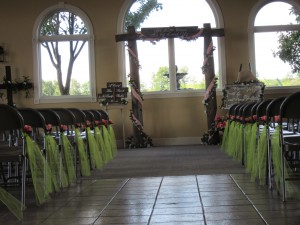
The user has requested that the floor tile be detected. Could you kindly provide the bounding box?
[205,211,261,220]
[206,219,266,225]
[153,206,203,215]
[204,205,256,213]
[39,217,97,225]
[94,215,149,224]
[150,213,204,223]
[1,173,299,225]
[101,208,152,216]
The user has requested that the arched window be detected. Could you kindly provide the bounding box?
[118,0,224,97]
[33,3,96,103]
[249,0,300,88]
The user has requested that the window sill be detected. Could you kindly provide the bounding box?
[34,95,97,104]
[127,89,224,99]
[131,86,300,100]
[264,86,300,95]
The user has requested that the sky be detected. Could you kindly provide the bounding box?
[254,1,298,80]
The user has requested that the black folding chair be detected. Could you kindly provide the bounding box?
[255,99,273,185]
[266,96,286,190]
[0,104,27,210]
[278,92,300,201]
[18,108,47,149]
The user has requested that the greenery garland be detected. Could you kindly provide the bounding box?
[0,76,33,99]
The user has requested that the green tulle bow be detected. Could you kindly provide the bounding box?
[75,128,91,176]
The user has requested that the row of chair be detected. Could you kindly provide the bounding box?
[221,91,300,201]
[0,105,117,219]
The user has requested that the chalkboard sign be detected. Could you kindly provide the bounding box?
[221,82,265,109]
[98,82,128,104]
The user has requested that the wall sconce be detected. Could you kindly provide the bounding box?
[0,46,4,62]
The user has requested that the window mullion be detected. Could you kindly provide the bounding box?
[168,38,177,91]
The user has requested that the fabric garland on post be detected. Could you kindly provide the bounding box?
[235,123,243,163]
[108,125,118,157]
[245,123,255,173]
[45,134,64,190]
[75,128,91,177]
[246,123,257,173]
[102,125,114,160]
[87,127,104,169]
[251,124,259,181]
[25,134,52,205]
[95,126,111,163]
[61,133,76,184]
[227,121,237,157]
[271,126,300,198]
[258,125,268,185]
[221,119,230,152]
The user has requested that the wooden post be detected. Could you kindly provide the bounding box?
[127,26,144,146]
[203,23,217,130]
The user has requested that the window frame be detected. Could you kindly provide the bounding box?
[248,0,300,94]
[32,2,96,104]
[117,0,226,99]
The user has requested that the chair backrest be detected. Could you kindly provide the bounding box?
[51,108,75,126]
[235,102,247,122]
[68,108,86,125]
[242,101,257,123]
[233,103,247,121]
[266,96,286,122]
[280,92,300,120]
[18,108,46,129]
[37,109,61,127]
[0,104,24,132]
[82,110,95,126]
[98,109,109,120]
[279,92,300,133]
[228,103,239,119]
[250,100,261,115]
[88,109,102,123]
[256,99,273,123]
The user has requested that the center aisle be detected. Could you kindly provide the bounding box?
[2,174,300,224]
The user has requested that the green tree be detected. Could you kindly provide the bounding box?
[40,11,87,95]
[81,82,90,95]
[150,66,169,91]
[125,0,163,30]
[146,66,207,91]
[42,80,60,96]
[70,79,82,95]
[273,7,300,73]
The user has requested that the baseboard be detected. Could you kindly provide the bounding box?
[116,137,202,148]
[152,137,202,146]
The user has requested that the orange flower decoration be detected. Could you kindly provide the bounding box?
[260,115,267,122]
[274,115,281,123]
[46,124,52,132]
[24,125,32,133]
[60,125,68,132]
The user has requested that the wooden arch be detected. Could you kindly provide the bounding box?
[115,24,225,147]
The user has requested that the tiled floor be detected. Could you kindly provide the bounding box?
[1,173,300,225]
